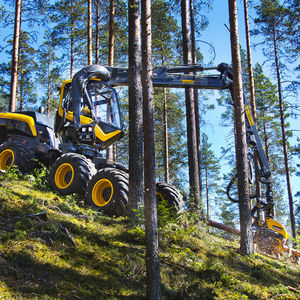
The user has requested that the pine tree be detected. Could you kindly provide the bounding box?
[9,0,22,112]
[201,133,220,221]
[37,30,61,116]
[17,31,38,111]
[180,0,201,211]
[229,0,253,255]
[127,0,143,215]
[141,0,161,297]
[253,0,297,239]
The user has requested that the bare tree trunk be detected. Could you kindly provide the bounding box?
[263,121,270,163]
[9,0,22,112]
[190,0,203,204]
[127,0,143,215]
[243,0,256,121]
[243,0,261,200]
[181,0,200,211]
[70,0,74,78]
[228,0,253,255]
[106,0,116,162]
[95,0,100,64]
[47,46,51,116]
[163,88,169,183]
[108,0,115,66]
[19,65,23,111]
[272,26,296,240]
[141,1,161,298]
[87,0,93,65]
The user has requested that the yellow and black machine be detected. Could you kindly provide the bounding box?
[0,63,290,254]
[0,111,60,172]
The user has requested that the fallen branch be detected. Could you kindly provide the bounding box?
[288,286,300,293]
[58,223,78,247]
[282,245,300,258]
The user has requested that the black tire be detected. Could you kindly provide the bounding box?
[0,140,36,173]
[86,167,129,216]
[49,153,96,195]
[156,182,184,213]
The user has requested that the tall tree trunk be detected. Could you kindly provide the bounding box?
[205,162,209,233]
[243,0,256,121]
[127,0,143,215]
[181,0,200,211]
[190,0,203,204]
[262,120,270,163]
[106,0,116,162]
[108,0,115,66]
[70,0,74,78]
[87,0,92,65]
[9,0,22,112]
[228,0,253,255]
[19,65,23,111]
[272,26,296,239]
[47,46,51,116]
[243,0,261,200]
[95,0,100,64]
[163,88,169,183]
[141,1,161,298]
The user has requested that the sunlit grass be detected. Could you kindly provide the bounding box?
[0,170,299,299]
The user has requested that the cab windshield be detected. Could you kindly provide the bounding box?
[86,80,122,129]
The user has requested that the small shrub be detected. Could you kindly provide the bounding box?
[33,165,49,189]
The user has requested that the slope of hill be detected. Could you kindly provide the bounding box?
[0,170,299,299]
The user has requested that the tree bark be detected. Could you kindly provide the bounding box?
[163,88,169,183]
[106,0,116,162]
[180,0,200,210]
[272,25,296,240]
[9,0,22,112]
[141,0,161,298]
[127,0,143,215]
[95,0,100,64]
[87,0,93,65]
[243,0,261,200]
[228,0,253,255]
[47,44,51,116]
[243,0,256,121]
[70,0,74,78]
[190,0,203,205]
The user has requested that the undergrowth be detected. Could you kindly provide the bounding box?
[0,169,299,299]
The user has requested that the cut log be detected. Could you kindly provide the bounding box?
[207,219,240,236]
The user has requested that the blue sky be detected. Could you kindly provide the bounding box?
[195,0,299,220]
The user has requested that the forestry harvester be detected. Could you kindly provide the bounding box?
[0,63,293,256]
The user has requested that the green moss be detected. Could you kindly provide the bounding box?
[0,172,299,299]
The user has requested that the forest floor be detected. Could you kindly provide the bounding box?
[0,169,299,300]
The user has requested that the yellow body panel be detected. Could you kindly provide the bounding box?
[245,105,254,127]
[58,79,72,117]
[266,217,289,240]
[182,79,195,84]
[0,113,37,136]
[65,112,121,142]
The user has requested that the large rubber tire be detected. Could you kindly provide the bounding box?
[86,167,129,216]
[49,153,96,195]
[0,140,36,173]
[156,182,184,213]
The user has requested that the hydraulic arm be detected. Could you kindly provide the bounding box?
[58,62,289,253]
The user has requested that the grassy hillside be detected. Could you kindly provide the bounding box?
[0,170,299,299]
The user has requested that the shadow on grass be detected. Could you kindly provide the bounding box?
[0,250,145,299]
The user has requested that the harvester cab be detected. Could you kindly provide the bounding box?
[54,65,124,157]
